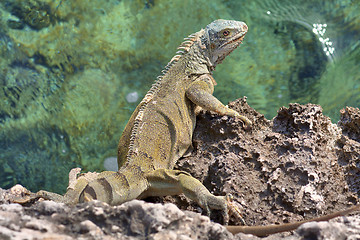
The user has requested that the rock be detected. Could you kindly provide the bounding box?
[338,106,360,142]
[0,203,23,213]
[34,200,67,215]
[295,214,360,239]
[175,100,359,226]
[0,99,359,239]
[0,199,233,239]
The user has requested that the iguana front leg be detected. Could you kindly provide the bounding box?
[186,74,252,128]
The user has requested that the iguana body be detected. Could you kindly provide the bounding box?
[34,19,252,219]
[12,19,359,237]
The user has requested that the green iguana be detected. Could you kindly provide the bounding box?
[12,19,359,237]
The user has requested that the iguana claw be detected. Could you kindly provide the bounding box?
[234,112,252,130]
[225,193,246,226]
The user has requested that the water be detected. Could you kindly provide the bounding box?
[0,0,359,193]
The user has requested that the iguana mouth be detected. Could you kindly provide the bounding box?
[215,33,247,65]
[220,33,246,50]
[226,34,246,46]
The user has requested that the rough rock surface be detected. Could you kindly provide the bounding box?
[1,98,360,239]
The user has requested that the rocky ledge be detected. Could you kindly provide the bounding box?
[1,98,360,240]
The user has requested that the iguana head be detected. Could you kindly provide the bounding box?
[201,19,248,67]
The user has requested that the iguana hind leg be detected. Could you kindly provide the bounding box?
[141,168,241,224]
[35,190,66,202]
[36,168,100,205]
[13,168,103,205]
[11,168,84,204]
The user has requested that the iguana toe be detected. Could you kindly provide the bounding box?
[225,194,246,226]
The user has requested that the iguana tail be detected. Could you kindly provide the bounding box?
[226,204,360,236]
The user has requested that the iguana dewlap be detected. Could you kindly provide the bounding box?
[12,19,359,236]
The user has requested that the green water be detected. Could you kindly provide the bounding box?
[0,0,359,193]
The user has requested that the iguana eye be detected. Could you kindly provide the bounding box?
[222,30,230,36]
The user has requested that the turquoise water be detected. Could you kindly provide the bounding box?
[0,0,359,193]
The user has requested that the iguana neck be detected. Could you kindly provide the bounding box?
[183,29,214,75]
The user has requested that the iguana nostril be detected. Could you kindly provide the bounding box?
[242,24,248,32]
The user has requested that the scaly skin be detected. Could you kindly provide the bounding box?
[11,19,359,236]
[83,19,251,220]
[23,19,251,221]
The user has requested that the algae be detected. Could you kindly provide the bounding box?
[4,0,55,30]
